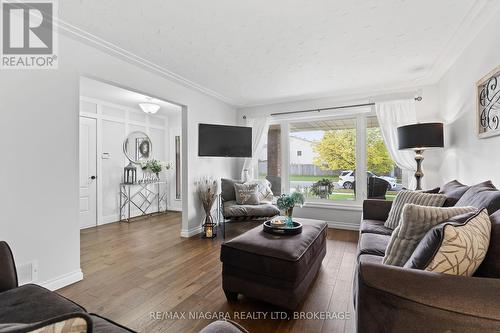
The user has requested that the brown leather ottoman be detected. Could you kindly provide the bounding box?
[220,218,327,310]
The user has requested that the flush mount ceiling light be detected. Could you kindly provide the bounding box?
[139,102,160,114]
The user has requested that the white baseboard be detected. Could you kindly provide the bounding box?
[327,221,360,231]
[180,226,202,238]
[101,214,120,225]
[40,269,83,291]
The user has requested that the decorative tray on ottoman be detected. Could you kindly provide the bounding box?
[263,218,302,235]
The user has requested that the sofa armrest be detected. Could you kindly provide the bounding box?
[362,199,392,221]
[0,241,18,293]
[356,260,500,332]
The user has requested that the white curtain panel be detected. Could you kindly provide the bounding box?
[375,99,422,190]
[241,116,270,180]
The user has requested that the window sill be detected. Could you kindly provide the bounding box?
[300,201,362,211]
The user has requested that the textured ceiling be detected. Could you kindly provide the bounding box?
[60,0,498,106]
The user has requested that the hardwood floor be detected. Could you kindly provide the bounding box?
[58,213,359,333]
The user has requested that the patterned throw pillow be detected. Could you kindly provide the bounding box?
[246,179,274,203]
[384,190,447,229]
[383,204,477,266]
[234,183,260,205]
[0,313,90,333]
[405,209,491,276]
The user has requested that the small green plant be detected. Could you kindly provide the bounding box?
[140,159,171,173]
[277,192,305,211]
[311,178,335,199]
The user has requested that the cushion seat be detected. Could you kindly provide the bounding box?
[358,233,390,257]
[0,284,85,324]
[223,200,279,218]
[221,219,327,309]
[360,219,393,236]
[221,221,327,284]
[358,254,384,265]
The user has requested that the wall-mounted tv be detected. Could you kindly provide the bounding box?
[198,124,252,157]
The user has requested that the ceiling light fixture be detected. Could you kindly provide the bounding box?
[139,103,160,114]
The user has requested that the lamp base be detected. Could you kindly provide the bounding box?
[414,149,424,190]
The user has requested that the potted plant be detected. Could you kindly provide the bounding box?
[311,178,334,199]
[277,192,305,220]
[140,159,171,181]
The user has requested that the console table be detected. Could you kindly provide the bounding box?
[119,181,167,222]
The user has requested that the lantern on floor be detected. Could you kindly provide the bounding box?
[203,220,217,239]
[123,162,137,184]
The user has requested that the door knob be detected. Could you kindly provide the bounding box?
[90,176,96,180]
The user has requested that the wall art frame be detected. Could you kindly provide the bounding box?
[477,65,500,139]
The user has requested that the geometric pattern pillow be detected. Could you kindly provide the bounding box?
[421,209,490,276]
[383,204,477,266]
[245,179,274,203]
[384,190,447,229]
[0,313,91,333]
[234,183,260,205]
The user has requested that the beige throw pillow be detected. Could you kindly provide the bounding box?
[383,204,477,266]
[384,191,447,229]
[246,179,274,203]
[425,209,491,276]
[234,183,260,205]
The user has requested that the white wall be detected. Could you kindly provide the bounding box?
[0,33,238,290]
[436,14,500,187]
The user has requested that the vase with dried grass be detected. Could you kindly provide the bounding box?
[196,177,219,238]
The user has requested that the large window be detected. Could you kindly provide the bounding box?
[259,111,399,204]
[289,118,357,201]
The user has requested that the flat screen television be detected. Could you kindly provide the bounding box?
[198,124,252,157]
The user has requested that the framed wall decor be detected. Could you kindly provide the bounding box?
[477,65,500,139]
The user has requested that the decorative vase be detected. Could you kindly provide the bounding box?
[242,169,250,182]
[155,172,160,181]
[285,207,294,226]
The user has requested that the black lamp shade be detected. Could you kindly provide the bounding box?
[397,122,444,150]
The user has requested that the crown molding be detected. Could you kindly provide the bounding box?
[55,20,240,106]
[237,82,425,110]
[53,0,500,109]
[422,0,500,85]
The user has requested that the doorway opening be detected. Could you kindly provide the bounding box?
[78,77,183,229]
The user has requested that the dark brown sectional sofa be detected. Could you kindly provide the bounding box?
[355,180,500,333]
[0,241,247,333]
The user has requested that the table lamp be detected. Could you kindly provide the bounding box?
[397,122,444,190]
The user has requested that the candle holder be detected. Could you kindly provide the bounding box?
[123,162,137,184]
[202,220,217,239]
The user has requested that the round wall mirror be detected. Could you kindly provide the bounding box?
[123,131,153,164]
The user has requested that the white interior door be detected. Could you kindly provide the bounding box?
[79,117,97,229]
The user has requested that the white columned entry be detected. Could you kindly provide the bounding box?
[355,114,368,203]
[79,117,98,229]
[280,121,290,194]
